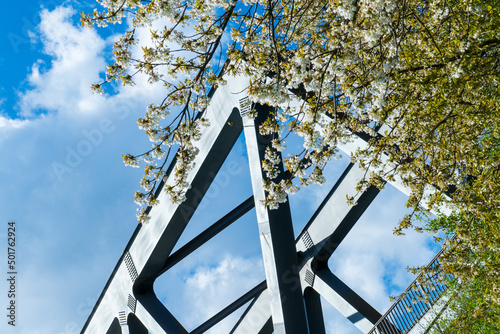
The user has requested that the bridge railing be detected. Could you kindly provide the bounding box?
[368,249,453,334]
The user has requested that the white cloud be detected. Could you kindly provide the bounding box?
[18,6,107,118]
[0,115,28,129]
[178,255,264,332]
[0,5,166,334]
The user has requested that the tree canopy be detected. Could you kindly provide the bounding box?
[83,0,500,330]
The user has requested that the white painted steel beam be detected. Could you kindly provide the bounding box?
[241,104,309,334]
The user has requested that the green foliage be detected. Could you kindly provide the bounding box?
[425,211,500,330]
[429,280,500,333]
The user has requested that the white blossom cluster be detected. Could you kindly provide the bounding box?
[85,0,499,227]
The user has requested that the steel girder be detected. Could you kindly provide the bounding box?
[81,73,442,334]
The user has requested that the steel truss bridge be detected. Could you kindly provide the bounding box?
[81,74,449,334]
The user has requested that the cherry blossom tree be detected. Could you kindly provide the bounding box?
[83,0,500,328]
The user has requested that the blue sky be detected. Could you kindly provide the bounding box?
[0,2,439,334]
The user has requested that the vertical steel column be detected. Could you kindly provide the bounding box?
[242,103,309,334]
[304,288,327,334]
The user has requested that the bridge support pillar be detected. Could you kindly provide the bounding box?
[242,103,309,334]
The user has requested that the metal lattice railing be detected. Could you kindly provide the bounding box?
[368,249,453,334]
